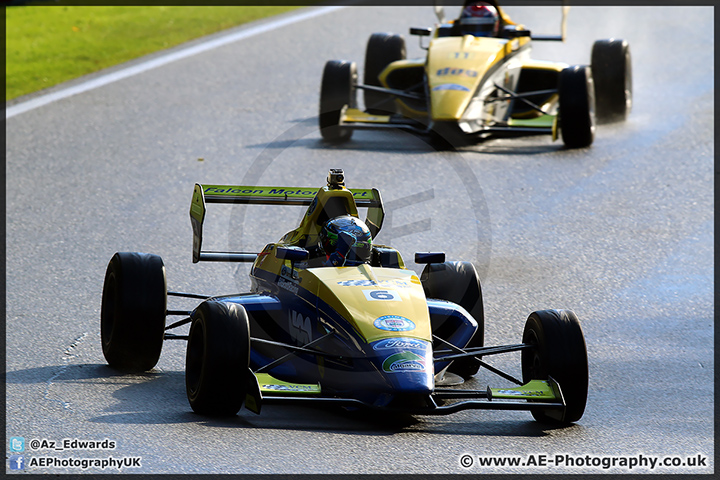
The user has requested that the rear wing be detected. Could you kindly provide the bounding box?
[190,184,384,263]
[435,0,570,42]
[531,3,570,42]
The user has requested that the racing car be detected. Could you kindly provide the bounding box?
[319,0,631,148]
[100,169,588,424]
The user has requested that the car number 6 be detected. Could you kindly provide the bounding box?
[363,289,401,301]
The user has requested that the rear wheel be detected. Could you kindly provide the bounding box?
[558,65,595,148]
[319,60,357,143]
[364,33,406,114]
[101,252,166,371]
[421,261,484,379]
[186,301,250,416]
[591,39,632,123]
[521,309,588,424]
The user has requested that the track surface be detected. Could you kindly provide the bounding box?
[5,5,713,474]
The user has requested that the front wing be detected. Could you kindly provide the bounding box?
[338,106,558,139]
[246,371,566,417]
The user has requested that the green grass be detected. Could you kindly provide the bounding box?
[5,5,300,101]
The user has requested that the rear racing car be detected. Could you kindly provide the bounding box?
[101,169,589,424]
[319,0,631,148]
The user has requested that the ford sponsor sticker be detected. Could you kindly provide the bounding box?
[374,315,415,332]
[373,338,428,351]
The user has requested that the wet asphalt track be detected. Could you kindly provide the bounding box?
[5,5,714,475]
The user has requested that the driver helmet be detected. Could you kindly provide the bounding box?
[319,215,373,266]
[459,2,500,37]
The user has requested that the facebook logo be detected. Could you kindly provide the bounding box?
[9,436,25,452]
[9,455,25,470]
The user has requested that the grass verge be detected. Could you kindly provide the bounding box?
[6,5,300,101]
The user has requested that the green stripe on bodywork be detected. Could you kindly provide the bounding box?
[254,373,321,395]
[489,380,558,401]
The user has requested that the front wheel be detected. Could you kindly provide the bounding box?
[186,301,250,416]
[319,60,358,143]
[101,252,167,371]
[558,65,595,148]
[521,309,588,424]
[421,261,484,379]
[591,39,632,123]
[364,32,406,114]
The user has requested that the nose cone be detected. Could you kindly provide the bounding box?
[370,337,435,396]
[426,35,506,121]
[430,88,472,120]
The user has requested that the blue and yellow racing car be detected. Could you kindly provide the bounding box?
[100,169,589,424]
[319,0,631,148]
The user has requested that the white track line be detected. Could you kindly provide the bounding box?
[6,6,344,119]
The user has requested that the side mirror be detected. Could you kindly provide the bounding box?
[410,27,432,37]
[276,246,309,262]
[502,26,531,39]
[414,252,446,264]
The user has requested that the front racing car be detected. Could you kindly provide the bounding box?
[100,169,589,425]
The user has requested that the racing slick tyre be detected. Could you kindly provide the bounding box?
[186,301,250,416]
[558,65,595,148]
[319,60,358,143]
[420,261,484,379]
[521,309,588,424]
[591,39,632,123]
[364,33,406,114]
[101,252,166,371]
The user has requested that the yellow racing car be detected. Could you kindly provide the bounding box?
[100,169,589,424]
[319,0,631,148]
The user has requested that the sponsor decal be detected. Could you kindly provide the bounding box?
[495,389,547,397]
[306,197,318,216]
[351,190,371,197]
[205,185,372,198]
[374,315,416,332]
[436,67,478,77]
[268,188,315,196]
[363,289,401,301]
[382,351,427,373]
[281,265,292,278]
[278,278,299,294]
[281,264,301,281]
[373,338,428,351]
[262,384,315,392]
[336,279,411,287]
[433,84,470,92]
[204,186,270,195]
[289,310,311,344]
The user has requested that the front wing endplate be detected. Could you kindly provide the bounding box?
[488,379,559,401]
[254,373,321,396]
[342,108,392,124]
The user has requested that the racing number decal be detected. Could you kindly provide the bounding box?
[363,289,401,302]
[449,52,474,60]
[289,310,311,344]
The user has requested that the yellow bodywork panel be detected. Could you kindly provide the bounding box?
[425,35,529,121]
[300,264,431,344]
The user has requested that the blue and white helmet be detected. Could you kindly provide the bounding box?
[319,215,373,266]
